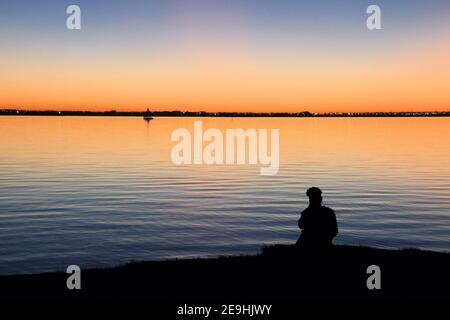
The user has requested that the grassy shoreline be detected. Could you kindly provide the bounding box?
[1,244,449,302]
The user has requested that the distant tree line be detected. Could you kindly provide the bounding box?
[1,109,449,117]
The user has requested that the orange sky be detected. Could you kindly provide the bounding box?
[3,39,450,113]
[1,2,450,113]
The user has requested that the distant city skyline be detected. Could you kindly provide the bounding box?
[1,0,450,112]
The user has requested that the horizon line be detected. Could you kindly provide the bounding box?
[2,109,450,117]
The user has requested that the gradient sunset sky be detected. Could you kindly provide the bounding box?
[1,0,450,113]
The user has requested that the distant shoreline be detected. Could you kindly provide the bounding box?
[1,109,450,118]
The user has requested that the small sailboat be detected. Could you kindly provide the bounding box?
[143,108,153,121]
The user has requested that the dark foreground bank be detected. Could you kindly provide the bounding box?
[1,245,449,312]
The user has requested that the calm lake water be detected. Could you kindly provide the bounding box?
[1,116,450,275]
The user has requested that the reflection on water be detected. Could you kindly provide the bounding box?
[1,116,450,275]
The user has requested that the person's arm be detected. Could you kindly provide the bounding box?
[298,214,304,231]
[331,210,338,237]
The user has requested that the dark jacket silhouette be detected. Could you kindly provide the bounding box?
[296,187,338,249]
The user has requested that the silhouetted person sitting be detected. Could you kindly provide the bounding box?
[296,187,338,251]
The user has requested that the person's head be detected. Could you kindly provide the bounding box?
[306,187,322,207]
